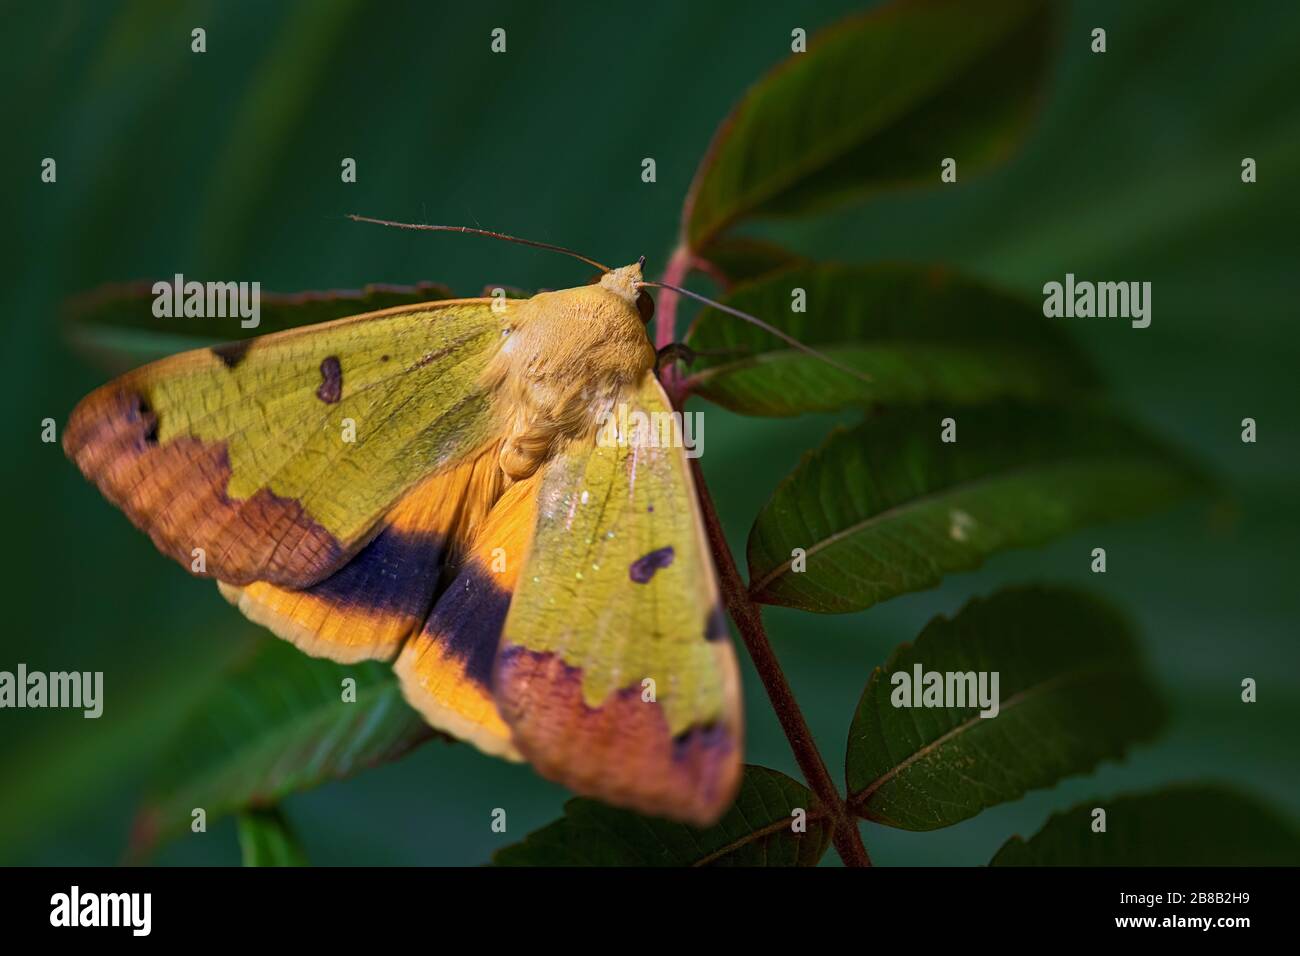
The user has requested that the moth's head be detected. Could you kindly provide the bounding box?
[601,256,654,323]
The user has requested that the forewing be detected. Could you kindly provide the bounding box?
[65,299,506,587]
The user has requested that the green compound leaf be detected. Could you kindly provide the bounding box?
[131,638,436,856]
[493,766,831,867]
[691,237,809,287]
[992,786,1300,865]
[686,263,1095,416]
[64,280,454,371]
[846,587,1164,830]
[748,403,1205,613]
[683,0,1052,247]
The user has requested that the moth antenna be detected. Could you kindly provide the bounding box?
[641,281,873,385]
[347,215,611,273]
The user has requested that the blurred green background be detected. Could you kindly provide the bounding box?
[2,0,1297,865]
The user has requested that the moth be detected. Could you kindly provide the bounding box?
[64,222,745,825]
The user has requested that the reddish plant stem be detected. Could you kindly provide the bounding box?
[690,459,872,867]
[653,245,694,403]
[662,247,869,865]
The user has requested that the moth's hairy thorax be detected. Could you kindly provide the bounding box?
[483,267,654,482]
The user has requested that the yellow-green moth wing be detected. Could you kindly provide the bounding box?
[65,299,507,587]
[493,372,743,825]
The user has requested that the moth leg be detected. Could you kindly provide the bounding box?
[655,343,752,371]
[654,342,697,371]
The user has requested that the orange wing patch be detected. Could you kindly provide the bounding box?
[393,473,541,760]
[221,447,505,664]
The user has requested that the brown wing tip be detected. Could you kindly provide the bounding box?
[495,646,742,826]
[63,384,344,588]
